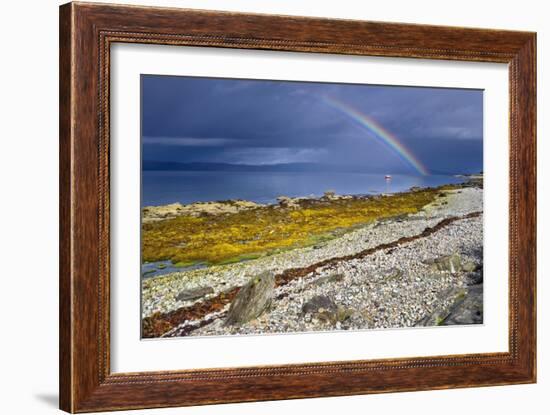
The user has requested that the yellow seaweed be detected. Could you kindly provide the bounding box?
[142,189,440,266]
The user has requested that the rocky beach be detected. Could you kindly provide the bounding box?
[141,180,483,339]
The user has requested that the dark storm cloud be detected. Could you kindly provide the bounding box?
[141,75,483,174]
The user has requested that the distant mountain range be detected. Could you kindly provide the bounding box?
[142,160,329,172]
[142,160,476,175]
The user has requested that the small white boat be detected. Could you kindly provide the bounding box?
[384,175,392,180]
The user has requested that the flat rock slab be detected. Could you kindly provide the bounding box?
[175,286,214,302]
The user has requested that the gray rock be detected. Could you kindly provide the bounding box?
[426,253,480,274]
[416,285,483,327]
[302,295,337,314]
[414,287,462,326]
[313,273,345,286]
[466,270,483,285]
[225,272,275,325]
[175,286,214,302]
[381,268,403,281]
[323,190,336,199]
[427,253,462,273]
[276,196,299,208]
[333,307,354,323]
[443,284,483,325]
[462,260,478,273]
[302,295,352,325]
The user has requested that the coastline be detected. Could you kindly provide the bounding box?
[141,183,468,269]
[142,180,483,338]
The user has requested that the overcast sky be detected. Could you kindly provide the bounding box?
[142,75,483,175]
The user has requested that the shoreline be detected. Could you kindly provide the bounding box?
[141,176,476,224]
[141,181,478,274]
[142,181,483,338]
[141,171,475,211]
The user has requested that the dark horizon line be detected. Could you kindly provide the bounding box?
[142,160,480,176]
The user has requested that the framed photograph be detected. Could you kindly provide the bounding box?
[59,2,536,412]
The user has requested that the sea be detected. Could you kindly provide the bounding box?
[141,170,465,207]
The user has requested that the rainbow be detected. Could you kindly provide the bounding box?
[321,96,429,176]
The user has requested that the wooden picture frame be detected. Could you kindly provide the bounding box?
[59,2,536,412]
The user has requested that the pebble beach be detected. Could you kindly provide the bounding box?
[141,184,483,338]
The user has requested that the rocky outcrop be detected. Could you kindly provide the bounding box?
[425,253,478,274]
[323,190,336,200]
[462,260,478,273]
[465,269,483,285]
[442,284,483,325]
[142,199,263,223]
[276,196,300,209]
[427,253,462,273]
[464,174,483,188]
[415,284,483,326]
[276,191,351,208]
[225,272,275,325]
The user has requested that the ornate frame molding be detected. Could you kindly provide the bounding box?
[60,2,536,412]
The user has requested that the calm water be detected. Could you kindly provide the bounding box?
[142,259,207,278]
[142,171,464,207]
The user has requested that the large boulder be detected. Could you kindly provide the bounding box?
[225,272,275,325]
